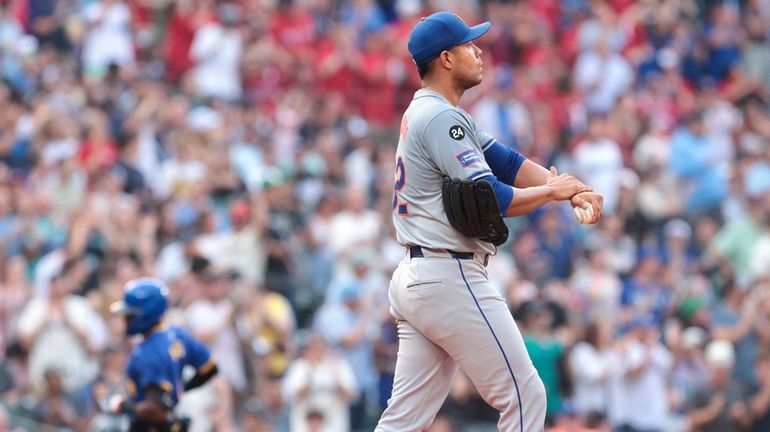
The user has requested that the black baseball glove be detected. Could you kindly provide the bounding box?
[442,176,509,246]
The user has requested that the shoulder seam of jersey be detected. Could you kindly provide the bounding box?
[414,93,447,101]
[422,107,470,138]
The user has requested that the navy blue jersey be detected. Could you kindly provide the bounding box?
[126,325,213,405]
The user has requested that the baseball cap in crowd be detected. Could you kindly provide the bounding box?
[408,12,491,67]
[705,339,735,369]
[664,218,692,240]
[187,105,222,132]
[339,282,361,302]
[678,296,704,321]
[681,326,707,350]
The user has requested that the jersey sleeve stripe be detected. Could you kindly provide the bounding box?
[481,138,495,151]
[468,169,492,180]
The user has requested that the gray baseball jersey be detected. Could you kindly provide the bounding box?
[392,89,497,254]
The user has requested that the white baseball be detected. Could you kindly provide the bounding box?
[573,203,593,224]
[573,206,586,223]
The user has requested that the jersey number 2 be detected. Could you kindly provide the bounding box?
[393,157,408,215]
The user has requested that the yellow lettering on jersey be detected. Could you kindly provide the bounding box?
[158,381,173,392]
[168,341,185,360]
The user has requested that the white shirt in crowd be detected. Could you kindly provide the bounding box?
[81,0,135,75]
[33,249,65,297]
[568,342,616,416]
[611,339,673,430]
[328,210,381,256]
[573,137,624,214]
[184,298,247,392]
[195,227,267,285]
[155,158,207,200]
[17,295,108,393]
[574,50,633,114]
[190,22,243,101]
[282,355,358,432]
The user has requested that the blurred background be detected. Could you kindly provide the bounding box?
[0,0,768,431]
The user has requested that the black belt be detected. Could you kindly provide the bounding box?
[409,246,488,265]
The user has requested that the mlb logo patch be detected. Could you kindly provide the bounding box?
[456,150,481,167]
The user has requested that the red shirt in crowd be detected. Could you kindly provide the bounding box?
[358,36,397,127]
[78,138,119,173]
[243,43,290,113]
[162,6,204,83]
[528,0,561,33]
[126,0,152,30]
[269,6,316,59]
[313,35,360,100]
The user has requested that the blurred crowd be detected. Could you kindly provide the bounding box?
[0,0,769,431]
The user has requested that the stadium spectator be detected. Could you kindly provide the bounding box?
[17,260,108,395]
[236,278,297,382]
[747,349,770,431]
[314,273,378,430]
[567,317,615,420]
[161,0,200,84]
[27,0,72,53]
[620,247,671,326]
[80,0,135,79]
[573,36,633,114]
[470,65,532,151]
[0,255,31,348]
[670,326,709,414]
[531,205,580,281]
[87,345,129,431]
[669,110,729,216]
[686,339,751,432]
[712,161,770,286]
[30,369,87,430]
[184,269,246,396]
[571,237,622,320]
[612,315,673,432]
[710,280,760,384]
[328,185,382,258]
[572,114,625,214]
[189,2,244,102]
[282,333,357,432]
[522,300,567,422]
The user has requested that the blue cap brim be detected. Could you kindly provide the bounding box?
[459,22,491,45]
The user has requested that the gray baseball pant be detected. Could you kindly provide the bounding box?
[375,252,547,432]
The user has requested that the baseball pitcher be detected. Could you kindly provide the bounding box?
[376,12,604,432]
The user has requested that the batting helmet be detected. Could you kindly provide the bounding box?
[110,277,168,335]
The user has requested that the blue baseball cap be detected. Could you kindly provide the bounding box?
[408,12,491,67]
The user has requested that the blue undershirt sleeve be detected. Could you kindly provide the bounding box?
[480,175,513,216]
[482,140,526,185]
